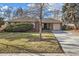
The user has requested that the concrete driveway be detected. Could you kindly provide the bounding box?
[53,31,79,56]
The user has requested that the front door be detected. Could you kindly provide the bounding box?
[43,23,50,30]
[44,23,47,30]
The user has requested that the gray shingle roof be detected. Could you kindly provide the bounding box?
[6,15,62,23]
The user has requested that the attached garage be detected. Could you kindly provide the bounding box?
[53,23,61,30]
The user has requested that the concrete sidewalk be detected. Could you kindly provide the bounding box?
[53,31,79,56]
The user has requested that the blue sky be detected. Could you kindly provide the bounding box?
[0,3,64,19]
[0,3,64,10]
[0,3,27,8]
[0,3,28,9]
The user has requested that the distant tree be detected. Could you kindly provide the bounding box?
[53,9,60,20]
[3,7,13,19]
[16,7,24,16]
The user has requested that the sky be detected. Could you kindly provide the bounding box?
[0,3,64,20]
[0,3,64,10]
[0,3,27,8]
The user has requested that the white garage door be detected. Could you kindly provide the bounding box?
[53,24,61,30]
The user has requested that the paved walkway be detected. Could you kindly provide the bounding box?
[53,31,79,56]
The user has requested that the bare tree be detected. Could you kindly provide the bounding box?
[16,7,24,16]
[53,9,60,20]
[27,3,59,40]
[1,7,13,19]
[27,3,45,40]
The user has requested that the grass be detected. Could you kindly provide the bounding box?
[0,32,63,53]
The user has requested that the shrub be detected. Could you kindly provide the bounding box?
[62,25,66,30]
[62,24,75,30]
[4,23,33,32]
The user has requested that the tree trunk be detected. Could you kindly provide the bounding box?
[39,3,44,40]
[39,18,42,40]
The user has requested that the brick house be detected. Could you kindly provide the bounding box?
[6,16,62,31]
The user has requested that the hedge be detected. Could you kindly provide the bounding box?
[4,23,33,32]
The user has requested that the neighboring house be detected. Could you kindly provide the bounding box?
[6,16,62,31]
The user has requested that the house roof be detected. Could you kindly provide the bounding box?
[6,15,62,23]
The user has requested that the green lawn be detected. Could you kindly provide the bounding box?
[0,32,63,53]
